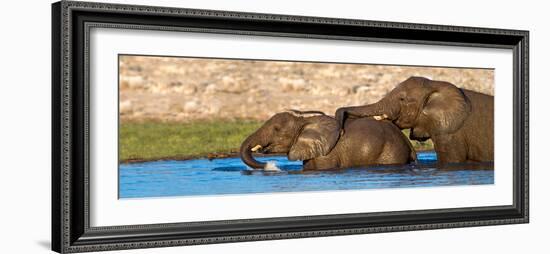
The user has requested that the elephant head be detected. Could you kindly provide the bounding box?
[240,110,340,169]
[336,76,471,141]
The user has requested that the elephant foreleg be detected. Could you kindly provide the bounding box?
[431,134,468,164]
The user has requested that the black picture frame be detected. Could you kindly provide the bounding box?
[51,1,529,253]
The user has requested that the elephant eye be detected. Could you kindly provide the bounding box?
[273,126,281,132]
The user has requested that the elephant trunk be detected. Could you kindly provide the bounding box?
[240,135,267,169]
[348,97,397,121]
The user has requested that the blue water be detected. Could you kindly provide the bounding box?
[119,151,493,199]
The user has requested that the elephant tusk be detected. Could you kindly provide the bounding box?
[373,114,388,120]
[251,145,263,152]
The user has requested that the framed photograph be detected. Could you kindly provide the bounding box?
[52,1,529,253]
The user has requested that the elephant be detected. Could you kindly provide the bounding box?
[240,110,416,171]
[335,76,493,164]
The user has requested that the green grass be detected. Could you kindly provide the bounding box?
[402,129,434,151]
[119,121,434,162]
[119,120,262,162]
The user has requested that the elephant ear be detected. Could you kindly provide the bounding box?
[421,81,471,134]
[288,115,340,161]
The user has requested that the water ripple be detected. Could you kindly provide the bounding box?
[119,151,493,198]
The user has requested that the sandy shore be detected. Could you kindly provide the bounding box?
[119,55,494,123]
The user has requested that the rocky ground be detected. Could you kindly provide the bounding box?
[119,55,494,122]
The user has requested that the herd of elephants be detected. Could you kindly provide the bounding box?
[240,76,494,171]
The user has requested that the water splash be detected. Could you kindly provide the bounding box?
[264,161,282,172]
[242,161,282,172]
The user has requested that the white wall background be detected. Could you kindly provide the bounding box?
[0,0,546,253]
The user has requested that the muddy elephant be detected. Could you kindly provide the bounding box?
[240,110,416,171]
[335,76,493,164]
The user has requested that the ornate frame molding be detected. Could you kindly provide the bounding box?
[52,1,529,253]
